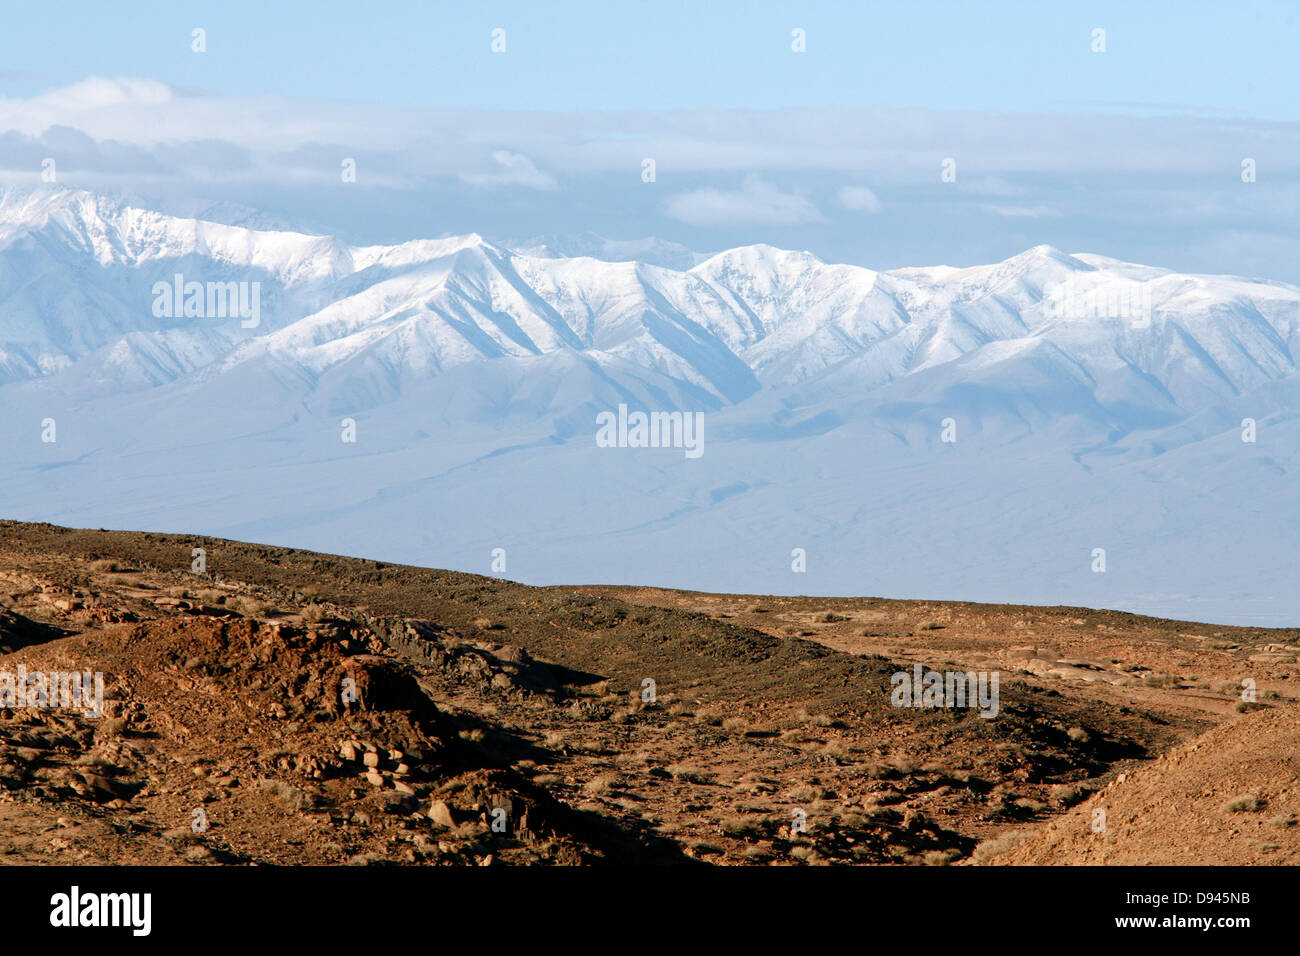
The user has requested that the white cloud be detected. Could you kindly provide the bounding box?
[28,76,173,113]
[664,176,823,226]
[979,203,1060,219]
[0,76,409,151]
[5,77,1300,188]
[838,185,881,213]
[459,150,558,191]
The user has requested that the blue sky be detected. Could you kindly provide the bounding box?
[3,1,1298,117]
[0,1,1298,281]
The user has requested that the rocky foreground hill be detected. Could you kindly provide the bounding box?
[0,519,1295,865]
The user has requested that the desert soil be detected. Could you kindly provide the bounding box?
[0,520,1295,865]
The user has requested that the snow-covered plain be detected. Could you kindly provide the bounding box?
[2,186,1297,625]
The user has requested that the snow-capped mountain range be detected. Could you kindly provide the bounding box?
[2,186,1298,625]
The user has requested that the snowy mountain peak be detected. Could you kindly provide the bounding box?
[1,188,1298,429]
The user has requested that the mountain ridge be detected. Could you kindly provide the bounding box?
[4,184,1298,418]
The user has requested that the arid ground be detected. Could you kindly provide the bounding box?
[0,520,1296,865]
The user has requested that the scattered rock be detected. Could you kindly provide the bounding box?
[428,800,456,828]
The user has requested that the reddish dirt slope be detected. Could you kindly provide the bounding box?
[995,707,1300,865]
